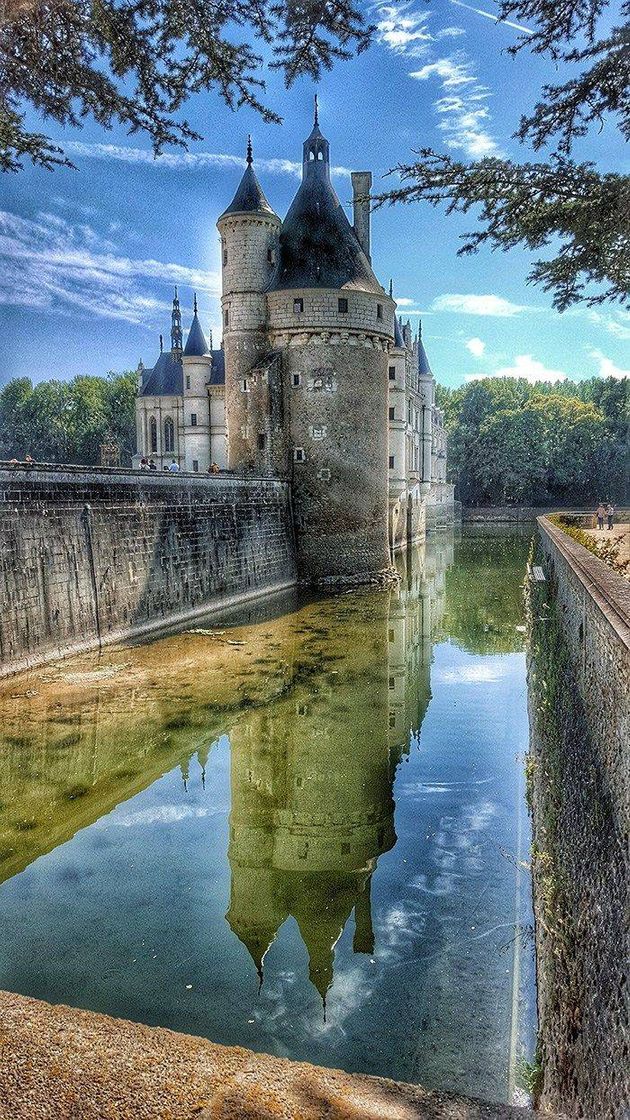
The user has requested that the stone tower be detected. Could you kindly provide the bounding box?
[181,294,212,472]
[217,137,282,474]
[266,102,395,581]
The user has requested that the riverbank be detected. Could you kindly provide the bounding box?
[0,990,557,1120]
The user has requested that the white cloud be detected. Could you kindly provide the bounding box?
[449,0,533,34]
[466,354,568,383]
[435,660,508,683]
[584,309,630,341]
[432,293,526,316]
[588,348,630,380]
[395,296,416,307]
[376,5,433,53]
[64,140,351,179]
[0,208,219,329]
[410,54,502,158]
[465,336,486,357]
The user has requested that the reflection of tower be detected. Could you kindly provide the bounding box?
[226,534,455,1000]
[226,603,395,1000]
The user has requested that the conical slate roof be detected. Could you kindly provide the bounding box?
[219,142,277,219]
[183,310,209,357]
[141,350,183,396]
[269,174,383,294]
[417,323,432,376]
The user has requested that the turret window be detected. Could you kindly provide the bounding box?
[190,413,197,427]
[267,248,275,264]
[389,454,395,469]
[389,366,396,380]
[389,407,395,421]
[224,309,229,326]
[377,303,383,319]
[292,373,302,387]
[185,374,190,390]
[192,460,199,473]
[257,433,266,450]
[293,447,305,462]
[223,248,228,265]
[338,297,348,314]
[293,298,304,313]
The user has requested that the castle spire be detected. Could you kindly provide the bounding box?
[171,287,183,356]
[389,278,393,298]
[246,134,253,166]
[193,291,198,314]
[314,93,319,127]
[159,333,163,353]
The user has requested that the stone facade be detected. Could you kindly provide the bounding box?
[0,465,297,677]
[527,517,629,1118]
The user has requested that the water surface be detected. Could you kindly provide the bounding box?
[0,528,535,1104]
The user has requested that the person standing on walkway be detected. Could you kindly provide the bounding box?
[607,503,615,530]
[596,502,605,530]
[168,458,180,473]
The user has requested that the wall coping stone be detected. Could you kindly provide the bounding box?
[538,514,630,650]
[0,462,288,485]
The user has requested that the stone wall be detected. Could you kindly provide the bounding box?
[0,465,297,677]
[526,516,629,1118]
[464,506,629,524]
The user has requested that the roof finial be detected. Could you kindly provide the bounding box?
[389,278,393,298]
[174,285,178,300]
[246,135,253,165]
[314,93,319,127]
[159,333,163,353]
[193,292,198,314]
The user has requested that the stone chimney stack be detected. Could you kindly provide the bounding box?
[351,171,372,263]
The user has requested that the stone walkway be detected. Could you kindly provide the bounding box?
[583,523,629,570]
[0,991,561,1120]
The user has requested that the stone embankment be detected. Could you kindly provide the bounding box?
[527,516,629,1118]
[0,464,297,678]
[0,990,562,1120]
[463,506,630,524]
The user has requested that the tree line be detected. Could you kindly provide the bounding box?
[436,376,628,506]
[0,373,137,466]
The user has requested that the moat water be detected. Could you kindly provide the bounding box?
[0,527,536,1105]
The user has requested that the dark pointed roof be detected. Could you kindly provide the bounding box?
[140,350,183,397]
[183,309,209,357]
[417,323,433,376]
[219,139,277,219]
[139,349,224,396]
[268,111,384,295]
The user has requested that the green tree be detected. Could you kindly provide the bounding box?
[0,0,371,172]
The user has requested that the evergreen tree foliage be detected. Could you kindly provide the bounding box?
[0,0,371,172]
[436,375,629,504]
[375,0,629,310]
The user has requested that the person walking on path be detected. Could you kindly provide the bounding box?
[596,503,605,530]
[607,503,615,530]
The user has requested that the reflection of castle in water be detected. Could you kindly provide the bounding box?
[226,534,454,999]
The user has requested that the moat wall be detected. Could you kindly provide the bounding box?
[0,466,297,678]
[527,516,629,1118]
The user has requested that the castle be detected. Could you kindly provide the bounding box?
[134,103,454,581]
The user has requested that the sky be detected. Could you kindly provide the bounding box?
[0,0,628,390]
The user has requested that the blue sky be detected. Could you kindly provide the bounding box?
[1,0,628,389]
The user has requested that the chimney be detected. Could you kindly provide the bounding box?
[351,171,372,263]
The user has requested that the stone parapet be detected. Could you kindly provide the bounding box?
[0,467,297,678]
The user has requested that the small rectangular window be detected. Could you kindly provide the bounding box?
[293,447,305,462]
[224,309,229,326]
[389,407,395,420]
[389,712,396,729]
[192,460,199,473]
[293,298,304,313]
[241,379,248,392]
[257,433,266,450]
[377,303,383,319]
[389,676,395,690]
[267,248,274,264]
[190,413,197,427]
[388,628,395,642]
[338,297,348,314]
[388,366,396,380]
[389,454,395,469]
[292,373,301,387]
[185,374,191,390]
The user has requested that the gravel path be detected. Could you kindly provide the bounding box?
[0,990,559,1120]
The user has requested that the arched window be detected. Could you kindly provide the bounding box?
[164,416,174,452]
[149,416,157,453]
